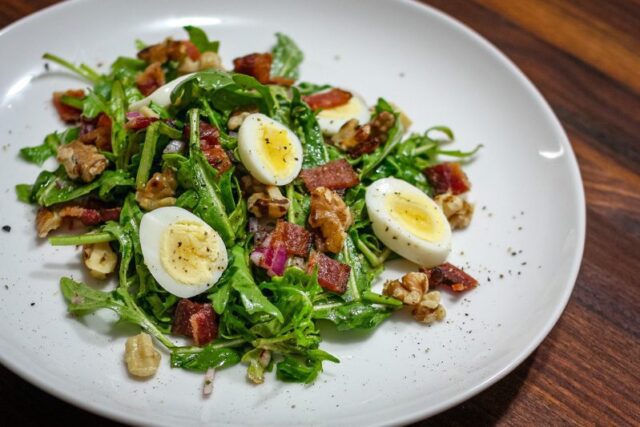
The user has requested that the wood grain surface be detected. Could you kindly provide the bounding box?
[1,0,639,425]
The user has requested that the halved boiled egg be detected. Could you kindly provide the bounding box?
[139,207,228,298]
[237,113,303,186]
[316,93,370,136]
[366,178,451,267]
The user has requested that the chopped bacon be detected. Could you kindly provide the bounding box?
[172,299,218,346]
[270,221,312,257]
[303,89,352,111]
[52,89,84,123]
[79,113,112,151]
[184,122,232,173]
[307,252,351,294]
[420,262,478,292]
[299,159,360,192]
[183,41,201,61]
[423,162,471,196]
[58,205,121,226]
[125,116,159,131]
[232,53,295,86]
[136,62,166,96]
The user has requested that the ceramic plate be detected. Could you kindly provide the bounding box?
[0,0,585,425]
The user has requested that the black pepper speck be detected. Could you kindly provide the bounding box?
[2,225,10,232]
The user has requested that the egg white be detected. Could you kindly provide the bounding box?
[316,93,370,136]
[237,113,303,185]
[129,73,196,112]
[366,178,451,267]
[139,207,228,298]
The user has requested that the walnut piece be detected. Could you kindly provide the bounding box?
[383,272,429,305]
[83,242,118,279]
[124,333,161,378]
[308,186,352,253]
[331,119,361,150]
[36,208,62,238]
[135,169,177,211]
[248,185,290,219]
[331,111,396,156]
[435,193,474,230]
[412,291,446,324]
[56,140,108,182]
[178,51,224,74]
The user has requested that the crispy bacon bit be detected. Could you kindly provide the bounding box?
[232,53,294,86]
[420,262,478,292]
[58,205,121,226]
[172,299,218,346]
[423,162,471,196]
[80,113,112,151]
[56,140,108,182]
[136,62,166,96]
[184,122,232,173]
[270,220,312,257]
[125,116,159,131]
[52,89,84,123]
[299,159,359,192]
[307,252,351,294]
[138,39,200,64]
[302,89,352,111]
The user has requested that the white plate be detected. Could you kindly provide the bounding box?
[0,0,585,425]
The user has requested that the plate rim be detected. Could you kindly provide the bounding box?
[0,0,587,424]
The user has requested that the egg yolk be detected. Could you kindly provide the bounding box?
[317,97,362,119]
[160,220,220,285]
[259,124,297,177]
[385,192,446,242]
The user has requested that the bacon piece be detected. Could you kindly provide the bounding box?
[136,62,166,96]
[307,252,351,294]
[172,299,218,346]
[52,89,84,123]
[233,53,273,84]
[232,53,295,86]
[125,116,159,131]
[58,205,121,226]
[184,122,232,173]
[423,162,471,196]
[299,159,360,192]
[270,221,312,257]
[303,89,352,111]
[80,113,112,151]
[183,41,201,61]
[420,262,478,292]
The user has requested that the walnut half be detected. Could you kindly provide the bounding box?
[412,291,446,324]
[56,140,108,182]
[247,185,290,219]
[124,333,161,378]
[83,242,118,279]
[435,193,474,230]
[135,169,177,211]
[383,272,429,305]
[308,186,352,253]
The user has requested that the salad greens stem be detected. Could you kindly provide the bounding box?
[135,122,160,189]
[355,237,383,267]
[42,53,99,83]
[362,291,403,307]
[110,81,128,169]
[157,121,183,140]
[48,232,115,246]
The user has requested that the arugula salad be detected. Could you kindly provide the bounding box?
[17,27,480,388]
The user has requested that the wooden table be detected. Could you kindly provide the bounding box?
[1,1,638,425]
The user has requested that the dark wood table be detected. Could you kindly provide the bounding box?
[1,1,638,425]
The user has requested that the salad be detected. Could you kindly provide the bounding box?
[16,27,480,388]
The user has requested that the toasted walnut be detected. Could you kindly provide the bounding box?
[124,333,161,378]
[435,193,474,230]
[383,272,429,305]
[227,111,252,132]
[83,242,118,279]
[412,291,446,323]
[36,208,62,238]
[331,111,396,156]
[308,186,352,253]
[331,119,361,150]
[248,185,290,219]
[178,51,223,74]
[135,169,178,211]
[56,140,108,182]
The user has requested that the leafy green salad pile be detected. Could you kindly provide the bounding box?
[16,27,478,384]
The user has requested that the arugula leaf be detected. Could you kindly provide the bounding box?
[313,301,394,331]
[296,82,330,96]
[20,127,79,166]
[15,184,32,203]
[171,344,241,372]
[109,81,128,169]
[276,350,338,384]
[271,33,303,80]
[359,98,404,179]
[184,25,220,53]
[289,88,328,167]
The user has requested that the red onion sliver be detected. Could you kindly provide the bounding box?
[126,111,143,120]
